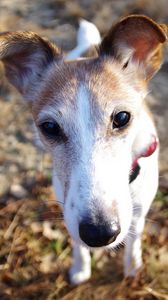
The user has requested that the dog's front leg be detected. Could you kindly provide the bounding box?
[124,216,145,277]
[69,242,91,285]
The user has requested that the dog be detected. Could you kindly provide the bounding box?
[0,15,167,285]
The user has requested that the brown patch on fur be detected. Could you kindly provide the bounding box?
[0,15,167,103]
[0,15,167,106]
[32,57,131,122]
[0,31,61,95]
[99,15,168,80]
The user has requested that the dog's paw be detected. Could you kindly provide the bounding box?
[125,267,138,278]
[69,265,91,285]
[124,261,142,278]
[124,252,142,278]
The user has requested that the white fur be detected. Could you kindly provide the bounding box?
[69,243,91,285]
[35,77,158,285]
[62,64,157,283]
[124,111,158,276]
[3,20,158,285]
[66,19,101,60]
[64,85,133,245]
[45,83,158,284]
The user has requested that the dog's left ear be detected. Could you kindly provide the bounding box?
[99,15,167,80]
[0,31,62,100]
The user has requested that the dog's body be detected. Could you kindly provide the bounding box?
[0,15,167,285]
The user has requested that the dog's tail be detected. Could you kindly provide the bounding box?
[66,19,101,60]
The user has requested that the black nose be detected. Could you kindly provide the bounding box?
[79,220,121,247]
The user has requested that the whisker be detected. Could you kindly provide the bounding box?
[120,240,126,247]
[132,207,142,212]
[127,228,137,235]
[127,232,137,238]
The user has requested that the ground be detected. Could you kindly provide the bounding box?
[0,1,168,299]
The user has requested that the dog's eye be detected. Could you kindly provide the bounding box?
[113,111,130,129]
[39,121,66,141]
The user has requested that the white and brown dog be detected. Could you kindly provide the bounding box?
[0,15,167,285]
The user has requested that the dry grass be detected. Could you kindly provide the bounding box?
[0,174,168,300]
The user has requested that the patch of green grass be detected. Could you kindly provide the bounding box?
[91,253,97,270]
[155,190,168,205]
[50,239,64,255]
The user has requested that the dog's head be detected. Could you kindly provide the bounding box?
[0,15,167,248]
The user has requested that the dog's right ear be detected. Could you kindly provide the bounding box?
[0,31,62,100]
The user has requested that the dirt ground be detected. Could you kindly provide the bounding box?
[0,1,168,299]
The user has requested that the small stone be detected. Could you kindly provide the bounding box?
[39,253,55,273]
[10,184,28,199]
[43,221,64,240]
[31,222,42,233]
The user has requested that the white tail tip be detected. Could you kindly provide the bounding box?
[66,19,101,60]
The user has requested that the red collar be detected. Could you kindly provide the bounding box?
[130,135,158,184]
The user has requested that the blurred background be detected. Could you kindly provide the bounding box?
[0,1,168,299]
